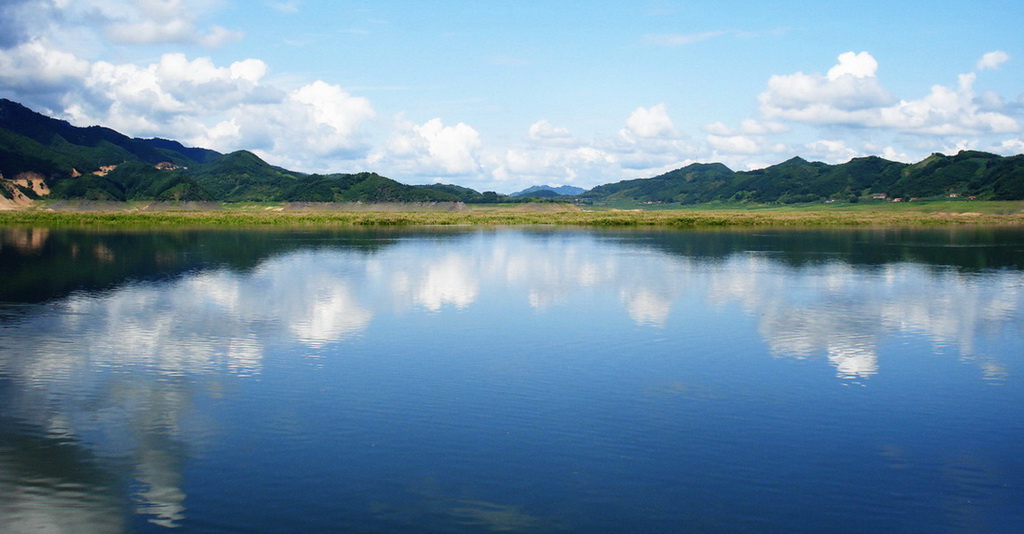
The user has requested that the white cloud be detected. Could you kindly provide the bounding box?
[527,119,576,146]
[760,52,894,116]
[876,73,1019,134]
[416,119,483,174]
[804,139,858,163]
[977,50,1010,71]
[493,144,615,186]
[372,116,483,176]
[195,81,375,168]
[289,81,376,153]
[73,53,287,139]
[489,105,704,190]
[826,51,879,80]
[622,103,677,139]
[0,39,90,90]
[760,51,1020,136]
[703,121,735,136]
[0,46,377,168]
[991,138,1024,154]
[103,0,242,47]
[738,119,788,135]
[707,134,761,154]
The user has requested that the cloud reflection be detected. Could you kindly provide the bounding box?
[2,231,1020,383]
[0,229,1021,530]
[415,254,479,311]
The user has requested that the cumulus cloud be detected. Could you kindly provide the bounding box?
[759,51,894,116]
[488,105,700,189]
[826,51,879,80]
[0,38,90,91]
[371,116,482,176]
[977,50,1010,71]
[0,43,376,169]
[622,103,677,139]
[492,144,615,185]
[66,53,291,138]
[759,51,1020,136]
[194,81,375,167]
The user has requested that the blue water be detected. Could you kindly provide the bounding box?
[1,227,1022,532]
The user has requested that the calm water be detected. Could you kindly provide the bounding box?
[1,226,1022,533]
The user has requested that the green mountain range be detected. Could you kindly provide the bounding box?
[2,98,1022,205]
[583,153,1024,204]
[0,98,501,204]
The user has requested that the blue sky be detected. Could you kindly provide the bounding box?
[1,0,1021,193]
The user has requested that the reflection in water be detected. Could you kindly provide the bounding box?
[415,254,480,311]
[1,228,1019,382]
[0,227,1022,531]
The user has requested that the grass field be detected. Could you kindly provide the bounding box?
[1,200,1023,228]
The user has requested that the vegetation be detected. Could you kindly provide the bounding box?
[582,152,1024,205]
[0,98,519,204]
[3,97,1023,208]
[3,201,1022,229]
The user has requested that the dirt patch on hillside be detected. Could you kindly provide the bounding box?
[12,172,50,196]
[0,184,34,210]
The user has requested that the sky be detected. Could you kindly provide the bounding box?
[1,0,1022,193]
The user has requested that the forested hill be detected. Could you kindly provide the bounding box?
[2,97,1022,205]
[0,98,499,203]
[582,152,1024,204]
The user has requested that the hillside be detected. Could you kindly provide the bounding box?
[0,99,492,204]
[582,153,1024,204]
[2,98,1022,205]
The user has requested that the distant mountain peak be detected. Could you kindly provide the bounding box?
[511,184,587,197]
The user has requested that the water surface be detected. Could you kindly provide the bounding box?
[1,226,1022,532]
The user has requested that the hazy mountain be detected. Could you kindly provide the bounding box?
[511,185,587,197]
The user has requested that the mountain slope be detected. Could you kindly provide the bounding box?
[0,99,480,203]
[582,153,1024,204]
[2,98,1021,205]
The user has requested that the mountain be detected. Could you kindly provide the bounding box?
[0,98,494,203]
[582,153,1024,204]
[511,185,587,197]
[3,98,1022,205]
[585,162,736,203]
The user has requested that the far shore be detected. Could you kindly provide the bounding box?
[1,200,1023,228]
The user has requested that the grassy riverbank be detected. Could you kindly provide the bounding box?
[1,201,1023,228]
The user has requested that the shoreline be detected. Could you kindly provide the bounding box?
[2,201,1023,228]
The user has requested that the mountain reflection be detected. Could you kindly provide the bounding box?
[1,228,1020,380]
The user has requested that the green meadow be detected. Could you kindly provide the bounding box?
[2,200,1023,228]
